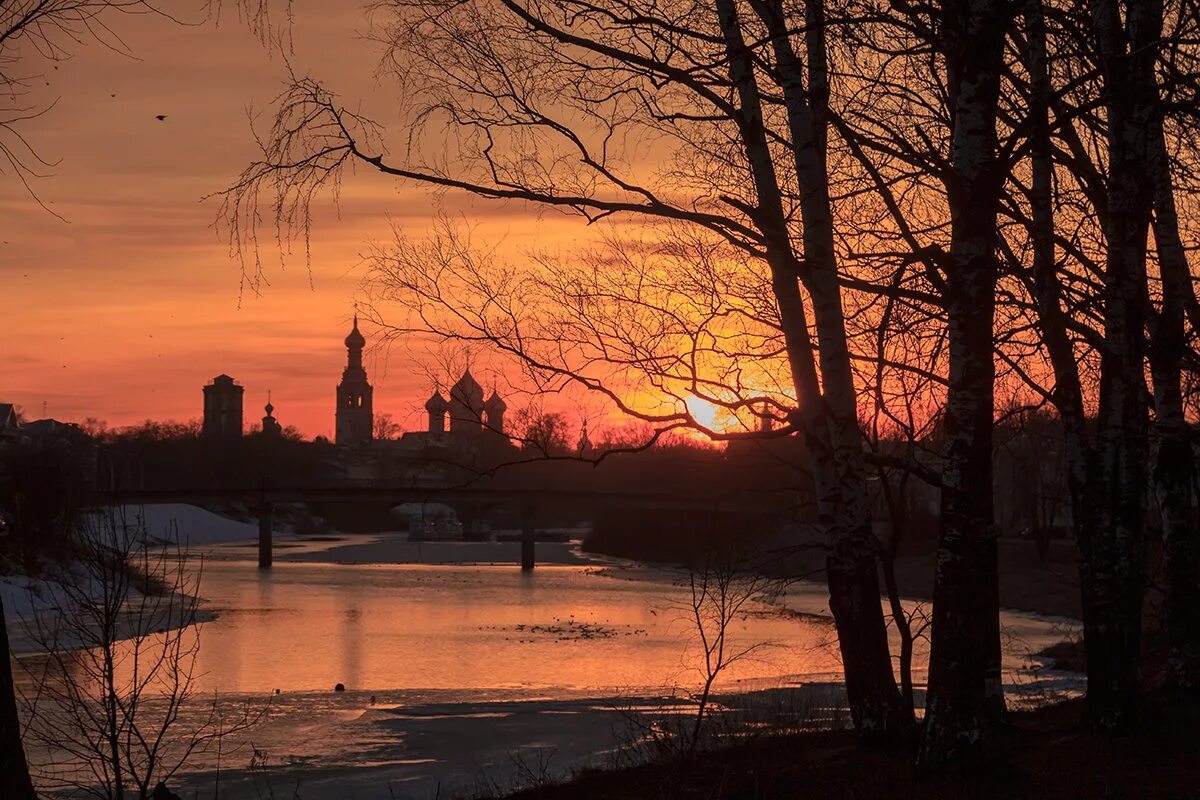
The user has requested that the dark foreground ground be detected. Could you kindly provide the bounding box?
[501,696,1200,799]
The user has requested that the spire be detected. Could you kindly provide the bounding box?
[483,385,507,434]
[578,421,593,456]
[483,388,507,413]
[426,389,449,433]
[425,390,449,412]
[336,311,374,446]
[262,390,281,437]
[451,370,485,410]
[449,369,486,432]
[452,369,483,396]
[344,315,366,350]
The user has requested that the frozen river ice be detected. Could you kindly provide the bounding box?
[13,528,1082,799]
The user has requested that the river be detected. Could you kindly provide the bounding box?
[14,531,1083,799]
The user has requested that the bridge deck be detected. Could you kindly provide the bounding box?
[92,485,788,512]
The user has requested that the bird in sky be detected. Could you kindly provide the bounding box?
[155,114,167,121]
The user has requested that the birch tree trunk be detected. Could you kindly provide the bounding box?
[919,0,1008,765]
[1082,0,1159,731]
[716,0,909,737]
[0,598,38,800]
[1021,3,1106,720]
[1023,0,1094,519]
[1148,111,1200,691]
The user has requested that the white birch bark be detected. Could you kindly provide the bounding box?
[1082,0,1158,731]
[715,0,910,737]
[1147,106,1200,691]
[918,0,1009,766]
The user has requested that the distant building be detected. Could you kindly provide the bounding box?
[324,311,515,487]
[18,417,99,492]
[370,371,513,478]
[484,389,507,434]
[335,316,374,446]
[448,370,485,433]
[421,372,509,440]
[577,422,593,458]
[261,394,282,438]
[0,403,20,442]
[20,418,82,439]
[202,374,244,440]
[425,391,449,433]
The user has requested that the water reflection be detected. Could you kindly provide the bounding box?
[12,551,1082,798]
[21,555,1081,698]
[140,561,834,695]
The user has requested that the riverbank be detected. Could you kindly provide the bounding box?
[169,691,654,799]
[500,694,1200,800]
[0,504,256,653]
[886,536,1082,619]
[585,525,1083,620]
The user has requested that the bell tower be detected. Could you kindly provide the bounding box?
[202,374,243,441]
[335,315,374,446]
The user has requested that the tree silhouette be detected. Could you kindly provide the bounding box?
[219,0,1200,765]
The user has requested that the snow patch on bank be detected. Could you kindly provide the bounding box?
[1,504,248,634]
[0,574,60,622]
[131,503,259,548]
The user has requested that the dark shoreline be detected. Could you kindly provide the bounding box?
[500,693,1200,799]
[585,531,1084,620]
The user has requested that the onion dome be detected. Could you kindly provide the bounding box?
[424,391,449,412]
[483,390,507,413]
[344,315,366,349]
[451,370,485,405]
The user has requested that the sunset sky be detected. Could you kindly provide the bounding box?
[1,1,579,438]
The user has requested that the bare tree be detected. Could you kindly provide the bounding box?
[1006,0,1167,730]
[914,0,1013,763]
[373,412,402,440]
[221,0,916,739]
[0,1,173,200]
[985,0,1200,726]
[217,0,1200,759]
[617,542,780,764]
[509,406,572,458]
[862,345,940,712]
[1150,136,1200,693]
[1072,0,1159,732]
[1144,0,1200,693]
[678,544,777,761]
[17,507,259,799]
[1,0,287,201]
[833,0,1016,761]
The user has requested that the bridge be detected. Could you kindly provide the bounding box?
[93,484,788,571]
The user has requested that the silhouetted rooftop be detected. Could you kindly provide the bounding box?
[345,316,366,349]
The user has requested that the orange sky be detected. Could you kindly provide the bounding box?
[0,2,587,438]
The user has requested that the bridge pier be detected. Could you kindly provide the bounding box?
[520,505,535,572]
[258,503,273,569]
